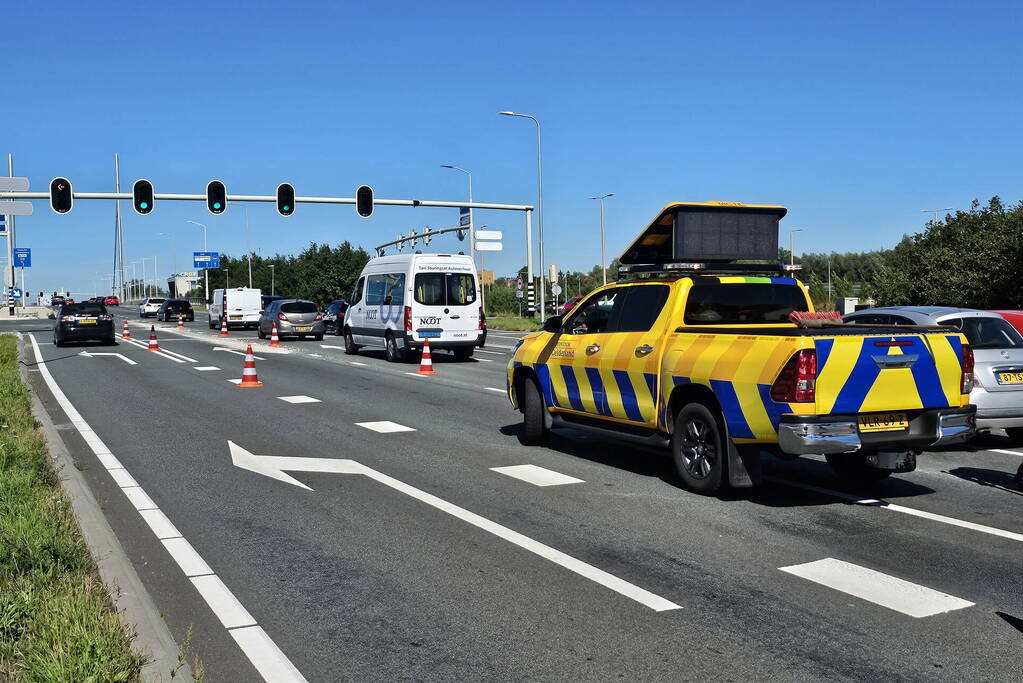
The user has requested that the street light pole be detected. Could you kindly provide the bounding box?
[269,264,275,296]
[500,111,546,322]
[789,228,804,266]
[440,165,474,262]
[187,220,209,302]
[588,193,614,284]
[222,268,229,290]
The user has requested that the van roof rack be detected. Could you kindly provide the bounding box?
[618,262,802,277]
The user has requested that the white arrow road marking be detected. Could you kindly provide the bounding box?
[320,344,344,350]
[227,441,680,612]
[779,558,974,618]
[79,350,138,365]
[213,347,266,360]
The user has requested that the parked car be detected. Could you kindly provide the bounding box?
[258,299,324,340]
[322,299,350,335]
[844,306,1023,439]
[157,299,194,322]
[138,297,166,318]
[261,294,285,311]
[104,295,120,306]
[992,310,1023,337]
[54,302,115,346]
[558,295,584,314]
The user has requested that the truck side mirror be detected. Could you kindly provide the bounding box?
[543,315,563,333]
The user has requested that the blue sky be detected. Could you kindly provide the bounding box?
[4,0,1022,295]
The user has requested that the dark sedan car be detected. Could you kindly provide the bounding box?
[323,299,350,335]
[157,299,195,322]
[54,303,115,346]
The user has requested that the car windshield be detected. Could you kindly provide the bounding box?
[684,283,809,325]
[414,272,477,306]
[943,317,1023,349]
[64,303,106,315]
[281,301,317,313]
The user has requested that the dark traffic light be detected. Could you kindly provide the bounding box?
[356,185,373,218]
[276,183,295,216]
[132,179,155,215]
[50,177,73,214]
[206,180,227,215]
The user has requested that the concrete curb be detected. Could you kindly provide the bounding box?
[16,333,192,682]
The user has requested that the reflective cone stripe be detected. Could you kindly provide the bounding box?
[239,344,263,387]
[177,314,185,328]
[122,319,131,339]
[417,338,437,375]
[147,325,160,351]
[219,315,229,337]
[269,322,281,347]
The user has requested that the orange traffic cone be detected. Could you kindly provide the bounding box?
[121,319,131,339]
[177,314,185,328]
[219,315,229,338]
[417,338,437,375]
[238,344,263,387]
[147,325,160,351]
[269,321,281,347]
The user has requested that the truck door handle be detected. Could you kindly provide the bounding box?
[635,345,654,356]
[450,315,460,319]
[585,344,601,355]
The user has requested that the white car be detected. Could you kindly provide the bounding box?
[343,253,483,361]
[138,297,166,318]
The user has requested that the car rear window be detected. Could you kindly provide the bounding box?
[166,301,191,310]
[281,301,317,314]
[684,284,809,325]
[64,304,107,315]
[148,298,165,304]
[942,317,1023,349]
[414,273,477,306]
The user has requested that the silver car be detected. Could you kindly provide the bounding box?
[844,306,1023,438]
[258,299,325,341]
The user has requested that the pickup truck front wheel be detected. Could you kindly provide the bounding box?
[521,378,548,446]
[672,403,724,494]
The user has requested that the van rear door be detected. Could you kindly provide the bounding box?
[411,263,480,345]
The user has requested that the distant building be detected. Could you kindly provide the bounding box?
[167,272,201,298]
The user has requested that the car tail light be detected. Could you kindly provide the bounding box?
[404,306,413,332]
[314,312,323,321]
[99,315,112,321]
[60,316,70,322]
[479,306,485,330]
[961,345,975,393]
[278,312,289,321]
[771,349,817,403]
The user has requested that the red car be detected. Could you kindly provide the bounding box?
[103,295,120,306]
[558,295,584,315]
[991,310,1023,336]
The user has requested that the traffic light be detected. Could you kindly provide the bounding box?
[356,185,373,218]
[457,228,467,241]
[132,179,155,215]
[206,180,227,215]
[276,183,295,216]
[50,177,73,214]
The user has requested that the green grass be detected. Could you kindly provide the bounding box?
[486,317,540,332]
[0,334,145,681]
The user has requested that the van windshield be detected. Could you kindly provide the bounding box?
[414,273,477,306]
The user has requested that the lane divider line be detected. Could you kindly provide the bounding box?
[485,388,506,394]
[765,476,1023,543]
[123,337,186,363]
[348,361,367,366]
[476,349,507,355]
[194,366,220,372]
[214,347,266,360]
[491,464,585,487]
[779,557,974,618]
[157,347,198,363]
[988,448,1023,458]
[277,396,321,404]
[355,421,416,434]
[26,334,307,682]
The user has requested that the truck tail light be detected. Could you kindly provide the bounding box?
[771,349,817,403]
[961,345,975,393]
[278,312,289,322]
[404,306,413,332]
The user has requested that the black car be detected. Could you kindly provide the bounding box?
[54,303,115,346]
[261,294,284,311]
[323,299,350,335]
[157,299,195,322]
[50,295,66,306]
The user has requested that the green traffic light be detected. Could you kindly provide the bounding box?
[140,202,149,210]
[214,202,222,210]
[283,205,290,212]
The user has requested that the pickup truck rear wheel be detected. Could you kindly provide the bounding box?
[825,454,892,482]
[672,403,725,494]
[521,378,548,446]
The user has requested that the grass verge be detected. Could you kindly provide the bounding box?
[0,334,145,681]
[487,316,540,332]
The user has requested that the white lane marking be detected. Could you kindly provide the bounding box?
[24,334,307,681]
[481,343,515,350]
[779,558,974,618]
[122,486,159,511]
[405,372,428,378]
[189,575,257,629]
[356,421,416,434]
[194,366,220,371]
[308,353,323,358]
[491,464,585,487]
[320,344,344,350]
[107,468,138,488]
[162,538,215,577]
[123,337,186,363]
[158,347,198,363]
[476,349,507,355]
[79,350,138,365]
[226,378,243,384]
[475,358,493,363]
[229,626,307,683]
[766,477,1023,543]
[213,347,266,360]
[988,448,1023,458]
[277,395,321,404]
[349,361,367,366]
[485,387,506,394]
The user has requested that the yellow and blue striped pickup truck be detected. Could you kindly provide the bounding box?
[507,203,976,493]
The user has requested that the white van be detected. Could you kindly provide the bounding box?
[343,253,482,361]
[208,287,262,329]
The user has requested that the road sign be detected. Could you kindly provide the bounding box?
[0,201,33,216]
[516,290,523,299]
[475,230,502,241]
[551,283,563,296]
[13,248,31,268]
[0,177,29,192]
[193,251,221,269]
[459,207,470,227]
[9,287,22,298]
[549,263,558,283]
[476,242,502,252]
[0,215,6,236]
[516,276,523,291]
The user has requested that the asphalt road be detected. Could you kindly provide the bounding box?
[5,309,1023,681]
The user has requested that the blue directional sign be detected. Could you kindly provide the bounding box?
[13,248,30,268]
[9,287,22,299]
[0,215,7,236]
[193,251,220,269]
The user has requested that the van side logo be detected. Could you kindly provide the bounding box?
[419,316,441,326]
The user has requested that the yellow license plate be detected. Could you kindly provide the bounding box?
[229,315,242,320]
[858,412,909,432]
[998,372,1023,385]
[295,326,312,332]
[77,319,97,324]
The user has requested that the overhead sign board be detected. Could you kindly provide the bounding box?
[0,201,33,216]
[193,251,221,269]
[0,177,29,192]
[13,248,31,267]
[0,215,6,236]
[476,242,502,252]
[475,230,502,241]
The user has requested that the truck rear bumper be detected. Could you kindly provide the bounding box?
[777,406,976,455]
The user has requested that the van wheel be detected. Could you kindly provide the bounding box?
[208,317,215,329]
[671,403,725,494]
[825,454,892,482]
[385,333,405,363]
[258,327,266,339]
[454,348,473,361]
[344,328,360,355]
[521,377,548,446]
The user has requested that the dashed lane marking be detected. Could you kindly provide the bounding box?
[213,347,266,360]
[226,378,243,384]
[476,349,507,355]
[475,358,494,362]
[349,361,367,366]
[988,449,1023,458]
[277,396,321,404]
[123,337,186,363]
[779,558,974,618]
[485,388,506,394]
[320,345,344,350]
[405,372,427,378]
[194,366,220,371]
[157,347,198,363]
[355,421,416,434]
[491,464,585,487]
